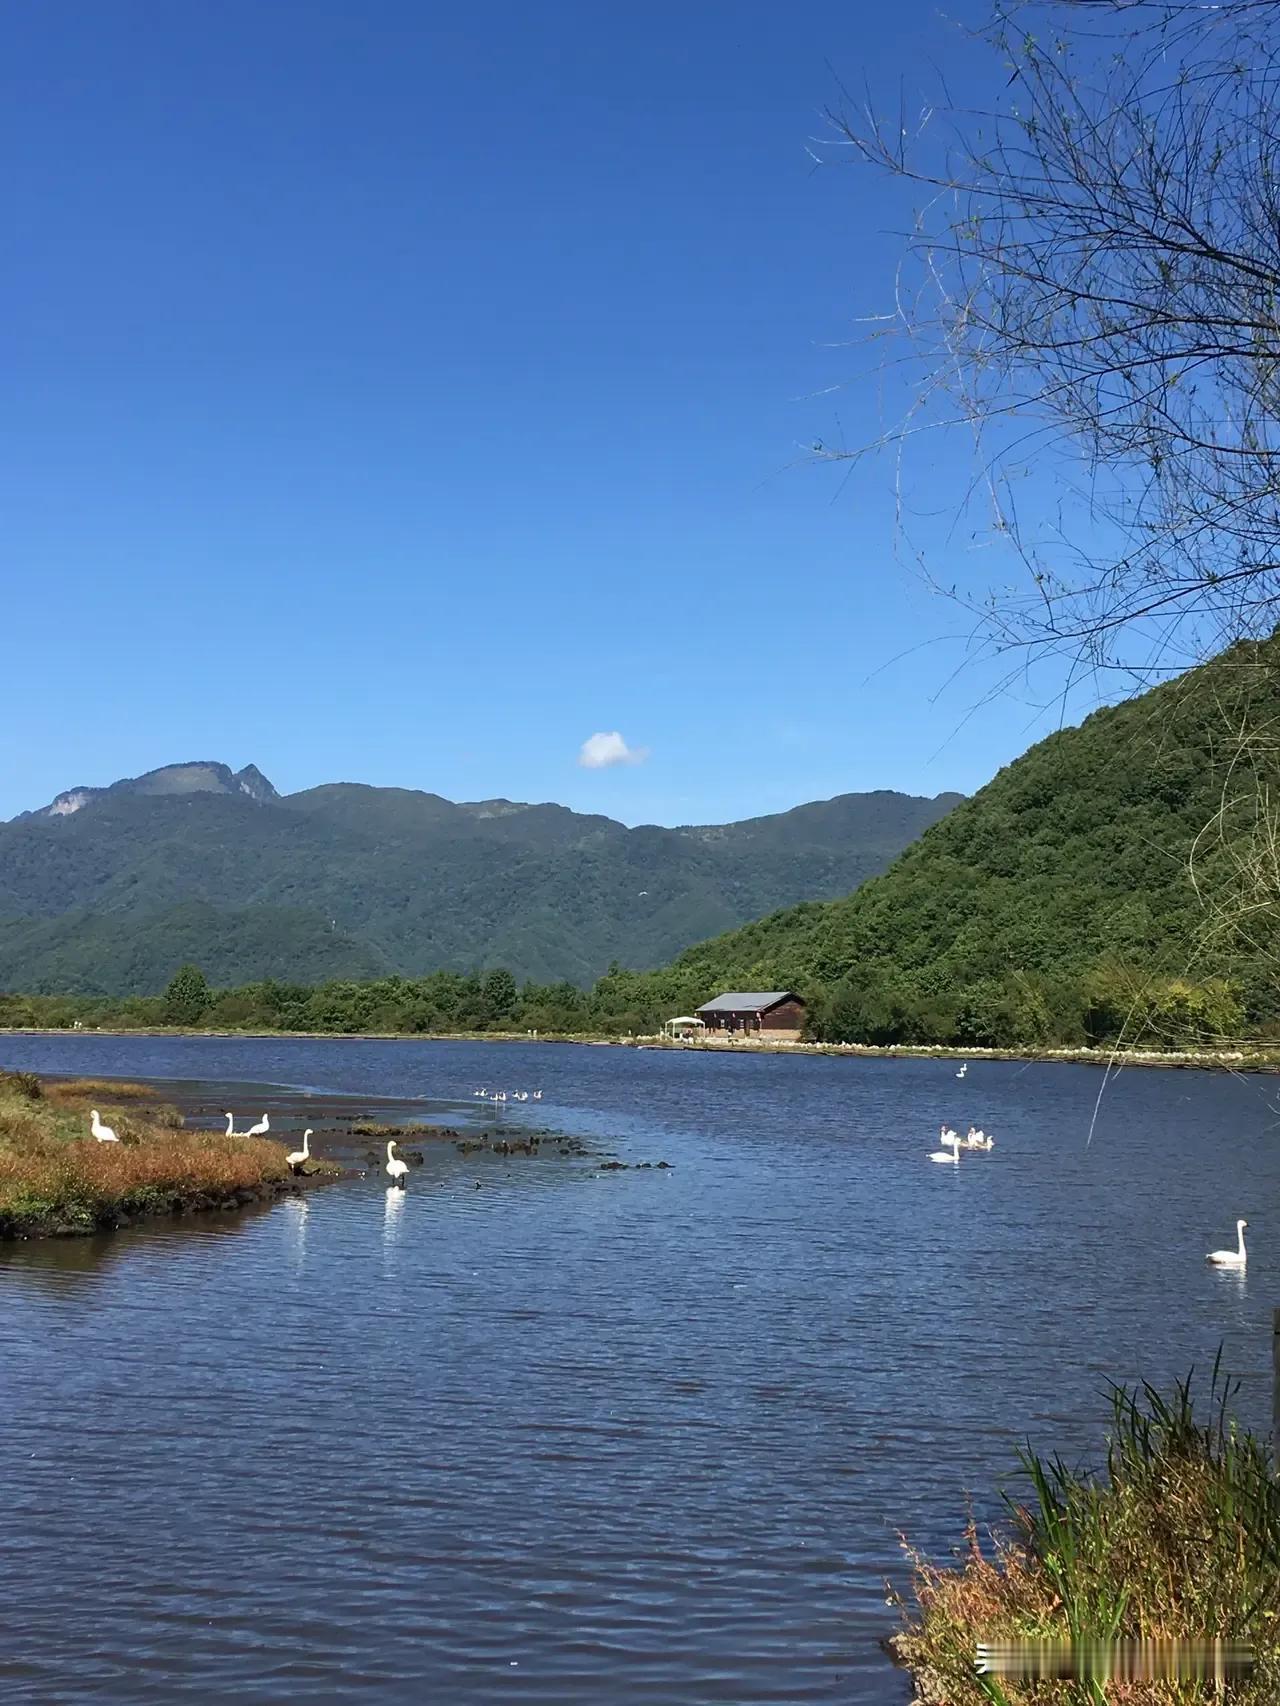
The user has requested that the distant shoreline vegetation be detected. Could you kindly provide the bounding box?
[0,957,1256,1056]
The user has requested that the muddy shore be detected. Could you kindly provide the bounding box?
[38,1072,612,1183]
[0,1073,622,1243]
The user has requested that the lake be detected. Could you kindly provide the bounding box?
[2,1034,1278,1702]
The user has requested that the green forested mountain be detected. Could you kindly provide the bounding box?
[615,638,1280,1045]
[0,763,960,994]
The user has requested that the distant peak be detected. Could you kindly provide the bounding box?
[231,764,278,803]
[21,761,278,820]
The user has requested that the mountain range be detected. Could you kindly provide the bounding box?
[0,763,962,994]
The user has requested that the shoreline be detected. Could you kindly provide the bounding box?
[1,1070,605,1242]
[3,1024,1275,1073]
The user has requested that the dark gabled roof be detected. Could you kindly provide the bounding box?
[696,991,801,1013]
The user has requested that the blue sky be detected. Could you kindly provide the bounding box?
[4,0,1101,825]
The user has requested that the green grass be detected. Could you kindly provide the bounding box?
[892,1364,1280,1703]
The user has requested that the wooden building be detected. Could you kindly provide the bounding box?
[695,991,807,1036]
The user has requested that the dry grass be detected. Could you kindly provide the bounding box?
[0,1076,328,1237]
[891,1369,1280,1703]
[46,1078,162,1101]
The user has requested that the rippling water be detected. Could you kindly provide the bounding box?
[3,1034,1280,1702]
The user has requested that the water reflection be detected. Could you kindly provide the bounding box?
[383,1184,406,1247]
[1208,1263,1249,1298]
[282,1194,309,1270]
[0,1231,122,1297]
[0,1204,275,1298]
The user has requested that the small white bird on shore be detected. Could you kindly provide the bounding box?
[246,1114,270,1138]
[90,1110,119,1144]
[385,1139,409,1188]
[1206,1219,1248,1268]
[286,1130,312,1174]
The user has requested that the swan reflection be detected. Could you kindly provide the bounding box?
[1208,1261,1248,1296]
[383,1184,406,1245]
[283,1194,309,1268]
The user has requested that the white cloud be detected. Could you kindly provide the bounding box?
[578,731,649,770]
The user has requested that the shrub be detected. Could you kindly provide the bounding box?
[892,1365,1280,1704]
[0,1070,42,1101]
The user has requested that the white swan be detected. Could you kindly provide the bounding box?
[224,1112,251,1138]
[246,1114,270,1138]
[962,1127,993,1150]
[386,1139,409,1188]
[956,1063,968,1079]
[929,1126,960,1164]
[286,1130,312,1174]
[532,1090,543,1100]
[90,1109,119,1144]
[1206,1219,1248,1268]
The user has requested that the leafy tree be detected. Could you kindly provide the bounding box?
[481,967,518,1025]
[163,963,211,1026]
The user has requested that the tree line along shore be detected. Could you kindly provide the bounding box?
[0,956,1258,1058]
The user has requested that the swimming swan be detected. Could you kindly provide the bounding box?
[1206,1219,1248,1268]
[929,1129,960,1164]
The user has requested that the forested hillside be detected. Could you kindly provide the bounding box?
[0,765,959,993]
[603,638,1280,1045]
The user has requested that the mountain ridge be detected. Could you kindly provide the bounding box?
[21,761,279,820]
[0,763,963,994]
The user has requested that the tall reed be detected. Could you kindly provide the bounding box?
[893,1362,1280,1703]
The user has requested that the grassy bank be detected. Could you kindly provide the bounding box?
[0,1070,335,1238]
[893,1369,1280,1703]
